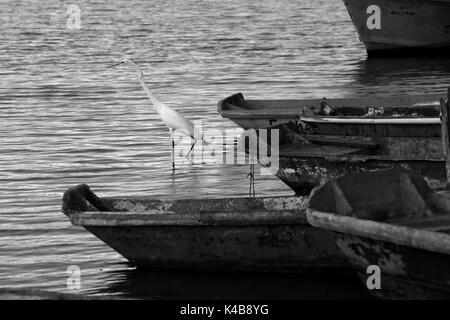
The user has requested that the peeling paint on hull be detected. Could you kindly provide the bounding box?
[85,224,348,273]
[62,188,349,273]
[274,156,446,195]
[334,233,450,299]
[306,170,450,299]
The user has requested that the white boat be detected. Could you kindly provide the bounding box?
[343,0,450,56]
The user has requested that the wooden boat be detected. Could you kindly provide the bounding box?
[220,91,449,195]
[264,121,446,195]
[61,184,349,273]
[306,169,450,299]
[218,93,441,137]
[342,0,450,57]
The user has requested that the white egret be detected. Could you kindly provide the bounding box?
[110,59,203,172]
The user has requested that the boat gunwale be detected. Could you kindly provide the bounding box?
[62,190,309,227]
[277,150,444,162]
[218,93,443,123]
[68,209,307,227]
[306,209,450,256]
[220,110,441,123]
[298,117,440,125]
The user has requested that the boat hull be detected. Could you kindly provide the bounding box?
[85,223,347,273]
[332,232,450,299]
[275,156,445,195]
[62,187,349,273]
[343,0,450,56]
[306,169,450,299]
[257,122,447,195]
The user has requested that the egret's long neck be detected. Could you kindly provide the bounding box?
[133,65,163,112]
[139,77,159,105]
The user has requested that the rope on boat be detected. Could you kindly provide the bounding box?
[247,163,256,198]
[62,183,111,215]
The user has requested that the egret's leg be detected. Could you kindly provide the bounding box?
[170,128,175,173]
[186,138,196,159]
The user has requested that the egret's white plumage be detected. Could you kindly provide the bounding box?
[111,59,202,172]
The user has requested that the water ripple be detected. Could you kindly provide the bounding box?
[1,0,449,298]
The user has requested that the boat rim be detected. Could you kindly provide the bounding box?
[67,209,308,227]
[306,209,450,256]
[298,117,440,125]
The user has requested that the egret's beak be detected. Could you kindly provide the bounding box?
[108,62,123,68]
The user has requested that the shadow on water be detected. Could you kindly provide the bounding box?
[97,267,374,300]
[348,57,450,96]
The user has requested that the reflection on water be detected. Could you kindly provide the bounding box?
[1,0,449,298]
[93,268,372,300]
[350,57,450,96]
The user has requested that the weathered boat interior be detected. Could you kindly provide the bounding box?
[219,92,441,117]
[219,92,441,132]
[62,183,308,220]
[307,169,450,299]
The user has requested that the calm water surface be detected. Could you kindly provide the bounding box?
[1,0,450,298]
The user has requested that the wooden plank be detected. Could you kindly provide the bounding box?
[306,209,450,256]
[98,195,307,213]
[300,116,440,124]
[219,111,441,122]
[440,88,450,186]
[219,110,302,119]
[69,209,307,227]
[219,93,441,112]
